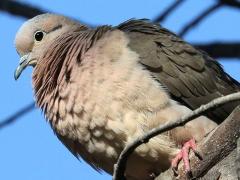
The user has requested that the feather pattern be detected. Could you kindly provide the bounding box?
[117,19,240,123]
[32,26,112,112]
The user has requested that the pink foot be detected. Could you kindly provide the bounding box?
[171,139,201,175]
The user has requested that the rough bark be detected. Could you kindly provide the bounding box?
[156,106,240,180]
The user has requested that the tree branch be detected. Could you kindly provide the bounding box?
[153,0,186,23]
[112,92,240,180]
[0,0,92,26]
[0,102,35,130]
[194,42,240,58]
[175,105,240,179]
[179,3,222,37]
[0,0,46,19]
[237,137,240,179]
[220,0,240,8]
[178,0,240,38]
[156,106,240,180]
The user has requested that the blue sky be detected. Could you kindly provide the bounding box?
[0,1,239,180]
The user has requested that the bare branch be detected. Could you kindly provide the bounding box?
[156,106,240,180]
[175,105,240,179]
[0,0,46,19]
[0,102,35,130]
[0,0,93,26]
[112,92,240,180]
[220,0,240,8]
[194,42,240,58]
[237,137,240,179]
[179,3,222,37]
[153,0,186,23]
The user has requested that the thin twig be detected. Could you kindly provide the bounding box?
[156,106,240,179]
[179,3,222,37]
[0,102,35,129]
[0,0,93,26]
[178,106,240,179]
[195,42,240,58]
[220,0,240,8]
[112,92,240,180]
[153,0,185,23]
[0,0,46,19]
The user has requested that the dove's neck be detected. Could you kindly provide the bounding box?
[32,26,112,113]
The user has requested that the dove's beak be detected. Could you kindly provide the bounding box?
[14,53,37,80]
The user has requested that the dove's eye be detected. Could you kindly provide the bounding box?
[34,31,45,41]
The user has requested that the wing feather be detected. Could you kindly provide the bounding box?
[118,19,240,123]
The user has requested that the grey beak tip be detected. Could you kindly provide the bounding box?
[14,70,19,80]
[14,66,22,80]
[14,53,31,80]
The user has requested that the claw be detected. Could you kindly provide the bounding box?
[171,138,201,176]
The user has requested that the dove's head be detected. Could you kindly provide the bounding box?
[14,13,86,80]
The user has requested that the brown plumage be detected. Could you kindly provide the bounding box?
[14,14,239,179]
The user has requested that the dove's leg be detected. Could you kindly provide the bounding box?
[171,138,199,174]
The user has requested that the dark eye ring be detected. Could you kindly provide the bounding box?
[34,31,45,41]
